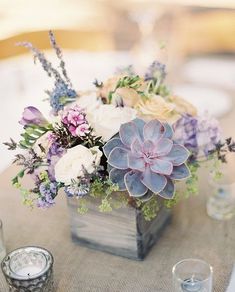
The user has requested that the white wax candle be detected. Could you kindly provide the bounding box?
[16,266,43,277]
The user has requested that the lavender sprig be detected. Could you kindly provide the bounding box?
[48,30,72,86]
[17,41,63,83]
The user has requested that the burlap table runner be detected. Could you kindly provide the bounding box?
[0,163,234,291]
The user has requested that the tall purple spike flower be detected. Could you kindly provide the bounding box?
[103,118,190,199]
[19,106,49,127]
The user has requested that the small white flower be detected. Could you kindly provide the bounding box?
[33,131,54,158]
[87,104,137,141]
[54,145,102,185]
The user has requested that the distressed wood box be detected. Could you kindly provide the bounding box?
[67,197,171,260]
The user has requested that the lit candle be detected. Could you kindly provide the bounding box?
[1,246,54,291]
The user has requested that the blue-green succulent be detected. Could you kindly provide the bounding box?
[103,118,190,199]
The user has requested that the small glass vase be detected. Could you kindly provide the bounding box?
[207,174,235,220]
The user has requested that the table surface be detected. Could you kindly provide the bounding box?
[0,159,235,292]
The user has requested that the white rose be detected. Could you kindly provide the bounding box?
[54,145,102,185]
[87,104,137,141]
[76,91,102,114]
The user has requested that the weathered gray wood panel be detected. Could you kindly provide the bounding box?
[67,197,171,260]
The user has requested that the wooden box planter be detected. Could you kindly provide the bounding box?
[67,196,171,260]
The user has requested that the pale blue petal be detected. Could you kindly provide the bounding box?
[141,166,167,193]
[108,147,129,169]
[124,171,148,197]
[162,123,173,139]
[128,153,145,171]
[119,121,138,147]
[143,120,164,142]
[132,118,145,141]
[143,140,155,153]
[150,159,173,175]
[163,144,190,166]
[169,164,191,180]
[103,138,125,158]
[155,138,173,156]
[131,139,143,157]
[109,168,128,191]
[159,178,175,199]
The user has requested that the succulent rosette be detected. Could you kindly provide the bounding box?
[103,118,190,199]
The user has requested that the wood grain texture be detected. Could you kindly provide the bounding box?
[67,197,171,260]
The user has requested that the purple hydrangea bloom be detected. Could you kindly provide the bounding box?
[103,118,190,199]
[49,81,77,114]
[174,114,221,157]
[19,106,48,127]
[37,181,57,208]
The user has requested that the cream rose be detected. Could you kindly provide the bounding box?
[112,87,141,107]
[54,145,102,185]
[168,95,197,116]
[136,95,180,123]
[87,104,137,142]
[98,75,146,105]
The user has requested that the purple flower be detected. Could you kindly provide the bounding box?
[37,181,57,208]
[62,105,90,137]
[19,106,48,127]
[145,61,166,82]
[47,142,65,180]
[103,118,190,199]
[174,114,221,157]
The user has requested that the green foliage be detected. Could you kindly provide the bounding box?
[185,162,200,197]
[77,198,89,214]
[145,80,170,97]
[99,198,112,212]
[90,179,118,198]
[108,75,142,103]
[85,179,128,213]
[164,191,181,208]
[19,124,53,149]
[137,196,160,221]
[211,157,223,181]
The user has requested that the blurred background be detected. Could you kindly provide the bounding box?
[0,0,235,171]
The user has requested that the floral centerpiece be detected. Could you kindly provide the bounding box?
[4,32,235,259]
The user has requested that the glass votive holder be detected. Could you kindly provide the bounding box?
[1,246,54,292]
[172,259,213,292]
[0,220,6,262]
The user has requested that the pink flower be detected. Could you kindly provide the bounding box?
[61,105,90,137]
[76,124,90,136]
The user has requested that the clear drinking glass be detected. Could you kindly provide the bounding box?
[172,259,213,292]
[0,220,6,262]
